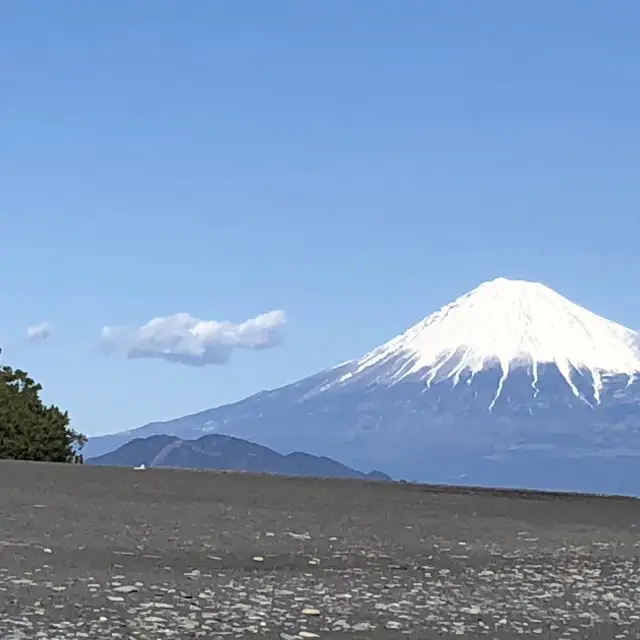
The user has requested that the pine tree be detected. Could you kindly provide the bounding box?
[0,364,85,463]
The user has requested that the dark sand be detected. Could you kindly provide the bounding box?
[1,460,639,638]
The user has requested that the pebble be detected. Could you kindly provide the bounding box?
[112,585,139,594]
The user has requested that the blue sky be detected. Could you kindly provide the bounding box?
[2,2,640,437]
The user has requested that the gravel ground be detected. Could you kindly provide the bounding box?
[1,460,639,639]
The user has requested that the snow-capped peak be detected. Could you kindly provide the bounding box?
[345,278,640,406]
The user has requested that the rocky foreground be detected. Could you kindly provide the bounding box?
[0,461,639,639]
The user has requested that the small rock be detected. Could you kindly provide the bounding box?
[463,605,481,615]
[113,585,138,594]
[286,531,311,540]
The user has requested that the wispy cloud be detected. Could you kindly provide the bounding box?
[100,310,287,366]
[26,323,52,342]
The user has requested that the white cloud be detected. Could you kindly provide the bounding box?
[100,309,287,366]
[26,323,52,342]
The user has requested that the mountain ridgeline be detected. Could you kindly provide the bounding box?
[87,433,391,482]
[85,278,640,496]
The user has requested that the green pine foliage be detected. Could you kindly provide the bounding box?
[0,365,86,463]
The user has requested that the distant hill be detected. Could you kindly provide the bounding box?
[86,433,392,481]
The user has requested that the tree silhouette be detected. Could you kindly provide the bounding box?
[0,362,85,463]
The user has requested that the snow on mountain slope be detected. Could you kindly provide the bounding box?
[332,278,640,408]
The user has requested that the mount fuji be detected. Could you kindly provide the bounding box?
[86,278,640,495]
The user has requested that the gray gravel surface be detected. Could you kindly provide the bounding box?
[1,460,640,639]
